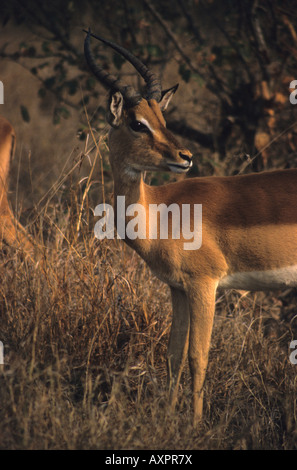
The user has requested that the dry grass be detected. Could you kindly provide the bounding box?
[1,136,297,450]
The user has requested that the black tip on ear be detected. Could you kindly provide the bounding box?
[159,84,179,111]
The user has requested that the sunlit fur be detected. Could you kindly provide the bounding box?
[105,91,297,425]
[109,98,192,175]
[0,117,34,256]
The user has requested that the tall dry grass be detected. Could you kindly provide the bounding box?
[0,132,297,450]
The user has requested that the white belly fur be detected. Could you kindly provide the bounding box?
[219,265,297,291]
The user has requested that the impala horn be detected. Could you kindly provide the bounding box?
[84,29,162,105]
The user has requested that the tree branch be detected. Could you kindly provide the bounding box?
[167,119,214,150]
[143,0,204,79]
[200,0,254,84]
[143,0,231,105]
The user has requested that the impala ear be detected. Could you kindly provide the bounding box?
[107,91,124,127]
[159,84,179,111]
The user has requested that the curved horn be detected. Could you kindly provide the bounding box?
[84,29,162,102]
[84,29,142,106]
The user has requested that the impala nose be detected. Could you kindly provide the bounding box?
[179,151,193,167]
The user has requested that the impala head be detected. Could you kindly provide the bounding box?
[84,30,193,176]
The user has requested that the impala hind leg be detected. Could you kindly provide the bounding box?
[167,287,190,413]
[0,196,34,256]
[187,279,217,425]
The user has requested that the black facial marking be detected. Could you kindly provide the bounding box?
[129,120,150,133]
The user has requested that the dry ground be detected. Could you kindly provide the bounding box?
[0,135,297,450]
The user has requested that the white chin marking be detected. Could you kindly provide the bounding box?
[168,165,188,174]
[219,265,297,291]
[124,167,140,179]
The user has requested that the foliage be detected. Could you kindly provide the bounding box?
[0,146,297,449]
[1,0,297,171]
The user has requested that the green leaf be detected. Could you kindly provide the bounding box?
[162,173,170,181]
[146,44,163,58]
[113,53,125,70]
[38,88,46,98]
[150,177,158,186]
[66,79,78,95]
[38,62,50,70]
[192,74,205,87]
[44,77,56,89]
[20,105,30,123]
[42,41,51,54]
[86,77,96,90]
[59,107,70,119]
[97,106,106,117]
[79,96,89,106]
[178,64,191,83]
[53,106,70,125]
[27,46,36,57]
[19,42,36,57]
[19,41,27,49]
[53,111,60,125]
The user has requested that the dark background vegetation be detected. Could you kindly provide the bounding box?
[0,0,297,449]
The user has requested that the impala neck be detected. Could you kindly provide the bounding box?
[112,165,146,208]
[111,162,153,255]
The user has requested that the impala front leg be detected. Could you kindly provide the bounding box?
[167,287,190,413]
[187,278,217,425]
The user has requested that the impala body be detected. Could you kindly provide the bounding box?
[0,117,34,255]
[85,30,297,424]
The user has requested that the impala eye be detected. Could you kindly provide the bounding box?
[130,120,149,133]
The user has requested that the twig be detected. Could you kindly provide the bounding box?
[244,0,270,82]
[143,0,204,79]
[238,119,297,174]
[200,0,254,84]
[167,119,214,150]
[177,0,204,45]
[1,51,78,110]
[143,0,230,104]
[252,0,270,62]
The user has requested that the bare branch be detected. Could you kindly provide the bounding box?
[200,0,254,84]
[177,0,204,45]
[142,0,229,104]
[143,0,204,79]
[167,119,214,150]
